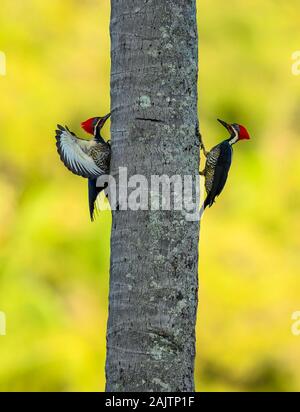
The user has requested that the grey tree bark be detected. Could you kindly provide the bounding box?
[106,0,200,392]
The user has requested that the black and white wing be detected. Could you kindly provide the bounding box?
[55,125,104,179]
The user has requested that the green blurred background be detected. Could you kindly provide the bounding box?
[0,0,299,391]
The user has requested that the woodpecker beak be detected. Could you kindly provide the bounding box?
[96,112,111,129]
[217,118,231,132]
[102,112,111,121]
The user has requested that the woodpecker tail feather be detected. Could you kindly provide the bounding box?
[88,178,109,221]
[204,195,213,209]
[88,179,100,221]
[199,194,214,219]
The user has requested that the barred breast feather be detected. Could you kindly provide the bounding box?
[203,141,232,209]
[89,145,111,174]
[204,146,221,193]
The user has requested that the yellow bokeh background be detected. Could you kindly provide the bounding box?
[0,0,300,391]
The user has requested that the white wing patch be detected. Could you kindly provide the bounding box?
[55,125,104,179]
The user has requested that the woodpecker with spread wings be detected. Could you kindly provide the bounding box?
[200,119,250,210]
[55,113,111,221]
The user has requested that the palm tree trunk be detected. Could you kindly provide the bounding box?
[106,0,200,392]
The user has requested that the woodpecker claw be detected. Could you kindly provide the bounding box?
[196,124,208,156]
[202,148,208,157]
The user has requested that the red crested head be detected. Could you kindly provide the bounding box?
[81,117,99,135]
[217,119,251,142]
[238,124,250,140]
[81,113,111,135]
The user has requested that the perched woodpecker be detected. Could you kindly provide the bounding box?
[200,119,250,209]
[55,113,111,220]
